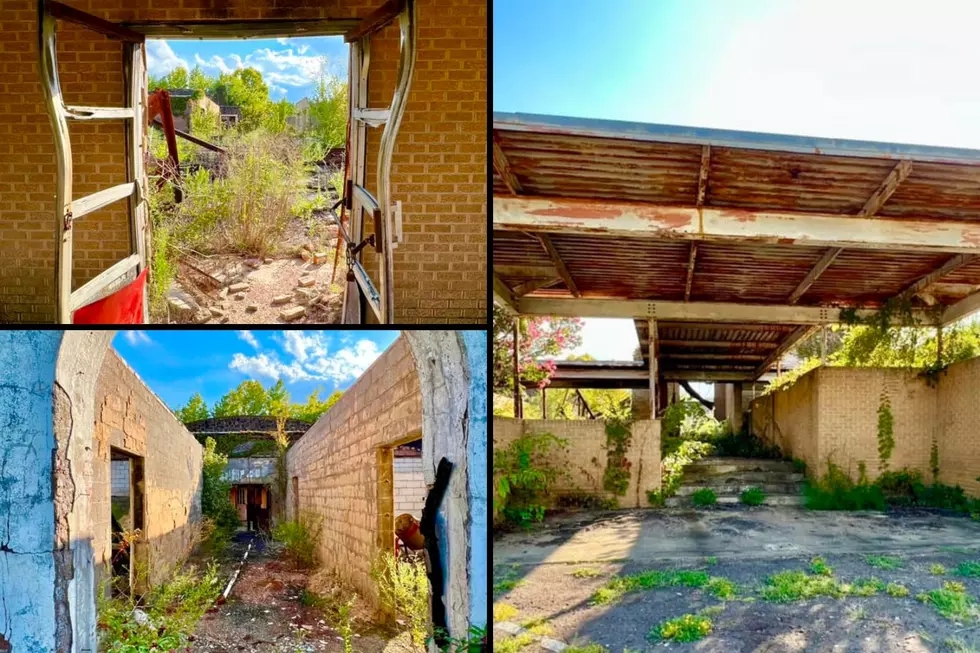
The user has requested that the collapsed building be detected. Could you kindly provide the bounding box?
[0,330,486,652]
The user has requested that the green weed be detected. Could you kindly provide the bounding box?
[648,613,713,642]
[495,633,535,653]
[570,567,603,578]
[931,563,948,575]
[760,570,847,602]
[866,555,904,570]
[371,552,430,650]
[272,514,321,569]
[740,487,766,506]
[563,645,606,653]
[493,602,519,622]
[705,556,719,566]
[692,488,718,507]
[809,557,833,576]
[886,583,910,597]
[846,577,885,597]
[955,561,980,577]
[520,617,553,636]
[590,568,735,605]
[917,582,979,622]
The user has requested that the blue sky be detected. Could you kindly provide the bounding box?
[113,330,399,412]
[494,0,980,148]
[146,36,348,102]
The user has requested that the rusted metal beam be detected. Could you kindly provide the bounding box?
[684,243,697,302]
[858,160,912,216]
[494,195,980,254]
[493,273,518,314]
[788,247,843,304]
[151,119,226,154]
[519,296,931,325]
[660,340,779,350]
[534,234,580,297]
[895,253,978,301]
[696,144,710,207]
[492,132,523,195]
[511,277,561,296]
[48,1,145,42]
[753,326,820,379]
[661,353,767,361]
[344,0,404,42]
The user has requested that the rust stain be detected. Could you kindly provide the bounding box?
[716,209,759,223]
[529,206,623,220]
[635,207,694,229]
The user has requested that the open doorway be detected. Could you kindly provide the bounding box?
[110,448,145,595]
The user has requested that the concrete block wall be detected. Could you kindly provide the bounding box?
[93,348,203,589]
[394,456,426,519]
[286,336,422,605]
[751,363,980,495]
[0,0,486,323]
[492,418,662,509]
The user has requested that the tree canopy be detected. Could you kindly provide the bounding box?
[177,380,344,424]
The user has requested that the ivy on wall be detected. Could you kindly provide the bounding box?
[602,418,633,496]
[877,391,895,472]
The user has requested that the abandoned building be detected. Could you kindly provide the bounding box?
[493,112,980,509]
[0,329,486,652]
[0,0,486,325]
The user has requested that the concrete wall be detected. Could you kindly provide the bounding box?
[0,331,63,652]
[492,418,662,509]
[394,456,426,519]
[751,363,980,495]
[0,0,486,324]
[93,349,203,589]
[286,336,422,605]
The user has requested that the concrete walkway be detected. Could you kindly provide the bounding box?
[494,506,980,565]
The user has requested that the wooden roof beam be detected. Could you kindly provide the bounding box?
[684,243,697,302]
[788,247,843,304]
[859,160,912,217]
[511,278,561,296]
[519,296,932,325]
[494,195,980,254]
[533,234,581,297]
[896,253,978,302]
[493,273,518,314]
[659,340,779,350]
[492,132,523,195]
[942,288,980,325]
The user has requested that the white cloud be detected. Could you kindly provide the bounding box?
[237,330,260,349]
[190,45,334,90]
[228,335,383,385]
[123,330,152,346]
[194,52,235,75]
[276,37,291,46]
[146,40,188,78]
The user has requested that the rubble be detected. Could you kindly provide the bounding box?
[280,306,306,322]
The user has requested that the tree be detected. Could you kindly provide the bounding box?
[291,388,343,423]
[305,69,347,152]
[210,67,270,131]
[492,304,583,394]
[212,380,271,417]
[149,66,189,91]
[265,98,296,134]
[188,65,210,95]
[176,392,209,422]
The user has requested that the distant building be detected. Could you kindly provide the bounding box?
[219,105,241,127]
[163,88,220,133]
[288,97,311,131]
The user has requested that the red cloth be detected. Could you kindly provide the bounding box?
[72,268,147,324]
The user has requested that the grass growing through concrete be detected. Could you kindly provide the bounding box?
[886,582,910,597]
[866,555,904,570]
[809,557,833,576]
[570,567,603,578]
[97,561,223,652]
[916,582,980,622]
[590,568,737,605]
[648,613,714,642]
[955,561,980,577]
[761,570,848,602]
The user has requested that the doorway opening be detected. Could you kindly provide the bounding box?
[110,448,145,596]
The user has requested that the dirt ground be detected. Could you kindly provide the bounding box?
[191,533,414,653]
[493,506,980,652]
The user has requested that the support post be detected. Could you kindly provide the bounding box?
[540,387,546,418]
[821,326,827,363]
[512,317,523,418]
[732,383,744,434]
[648,318,658,418]
[714,383,729,421]
[657,375,667,415]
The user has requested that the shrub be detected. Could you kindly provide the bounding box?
[741,487,766,506]
[271,513,321,569]
[692,488,717,507]
[199,437,239,554]
[494,432,568,527]
[656,439,714,501]
[804,462,886,511]
[648,613,713,642]
[371,552,430,650]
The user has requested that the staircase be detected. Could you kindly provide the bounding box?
[665,457,804,507]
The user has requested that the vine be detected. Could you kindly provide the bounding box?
[603,418,633,496]
[877,391,895,472]
[930,439,940,483]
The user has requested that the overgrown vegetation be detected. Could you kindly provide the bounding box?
[877,391,895,472]
[917,581,980,622]
[199,436,240,554]
[741,487,766,506]
[590,568,738,605]
[648,613,713,642]
[372,552,430,651]
[602,418,633,495]
[493,431,568,527]
[97,561,223,651]
[866,555,904,570]
[691,488,718,507]
[271,513,322,569]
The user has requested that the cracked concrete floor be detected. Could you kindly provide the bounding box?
[493,506,980,653]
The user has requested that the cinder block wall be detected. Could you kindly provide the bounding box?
[286,336,422,605]
[394,456,426,519]
[0,0,486,323]
[492,418,662,509]
[751,364,980,496]
[93,348,203,589]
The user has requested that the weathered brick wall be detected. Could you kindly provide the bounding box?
[0,0,486,323]
[751,364,978,495]
[937,357,980,496]
[285,336,422,604]
[92,348,203,589]
[492,418,662,509]
[393,456,426,519]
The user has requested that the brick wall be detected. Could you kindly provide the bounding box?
[394,456,426,519]
[492,418,662,509]
[93,348,203,589]
[285,336,422,605]
[751,364,980,495]
[0,0,485,323]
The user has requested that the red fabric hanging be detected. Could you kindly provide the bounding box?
[72,269,147,324]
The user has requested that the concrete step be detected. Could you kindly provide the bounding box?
[665,493,804,508]
[682,471,805,484]
[674,482,802,497]
[684,458,797,475]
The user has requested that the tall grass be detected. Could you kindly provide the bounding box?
[271,513,322,569]
[371,552,430,651]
